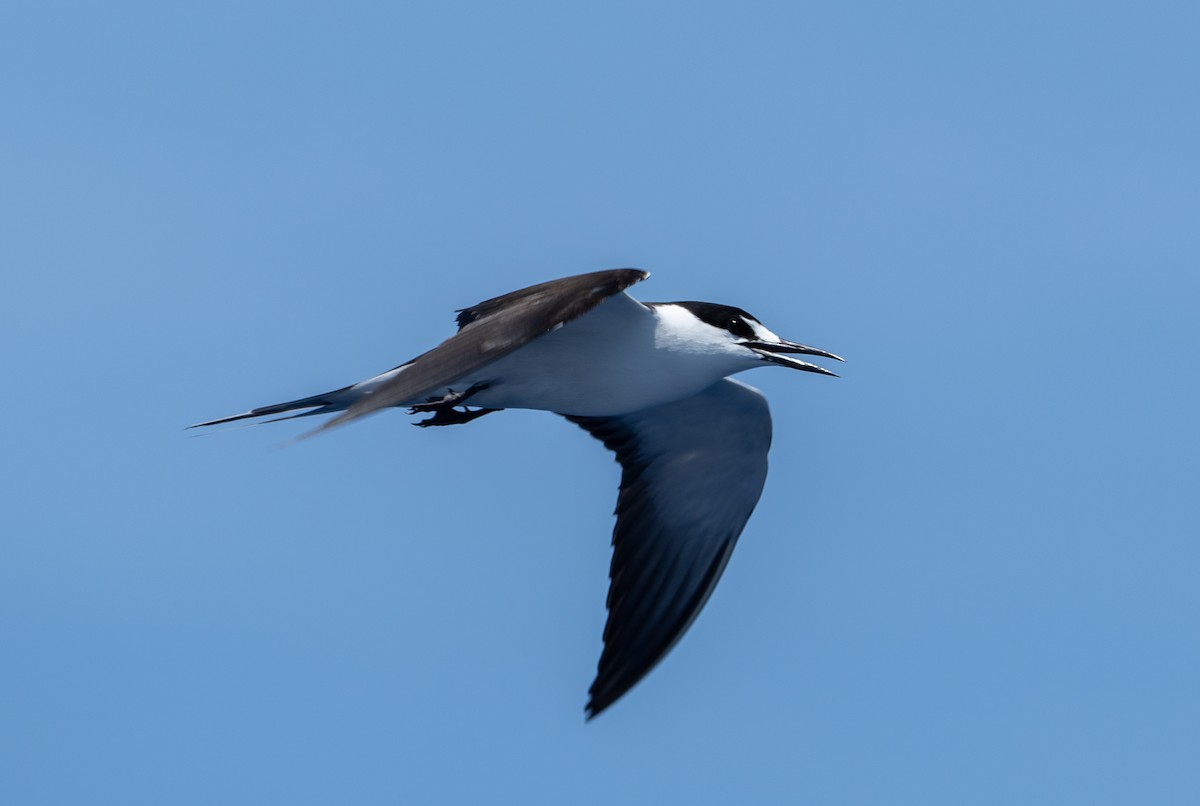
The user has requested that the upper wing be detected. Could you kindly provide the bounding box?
[566,378,773,718]
[316,268,648,433]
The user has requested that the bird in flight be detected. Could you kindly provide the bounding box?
[192,269,842,718]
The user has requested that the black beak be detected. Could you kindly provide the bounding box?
[746,340,844,376]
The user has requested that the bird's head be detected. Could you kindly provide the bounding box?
[661,301,844,376]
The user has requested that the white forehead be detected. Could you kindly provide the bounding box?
[748,318,782,342]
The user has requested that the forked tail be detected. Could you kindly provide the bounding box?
[188,385,357,429]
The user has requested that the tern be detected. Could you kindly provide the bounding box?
[192,269,842,718]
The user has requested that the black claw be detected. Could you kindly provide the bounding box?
[407,383,491,415]
[413,407,501,428]
[407,383,499,427]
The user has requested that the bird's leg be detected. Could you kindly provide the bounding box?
[411,406,500,428]
[409,382,489,411]
[408,383,502,428]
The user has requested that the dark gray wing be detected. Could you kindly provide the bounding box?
[454,270,646,329]
[566,379,773,718]
[317,268,647,432]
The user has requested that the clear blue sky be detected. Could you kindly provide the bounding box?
[3,2,1198,803]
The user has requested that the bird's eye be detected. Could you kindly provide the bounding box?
[727,317,755,339]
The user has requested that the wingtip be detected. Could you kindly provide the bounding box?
[627,268,650,284]
[604,267,649,287]
[583,679,623,721]
[288,415,340,445]
[583,700,605,722]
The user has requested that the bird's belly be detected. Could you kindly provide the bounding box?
[465,370,723,416]
[466,370,713,416]
[457,333,735,417]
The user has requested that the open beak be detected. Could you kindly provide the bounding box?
[746,340,845,376]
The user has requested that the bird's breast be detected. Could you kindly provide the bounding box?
[460,298,751,416]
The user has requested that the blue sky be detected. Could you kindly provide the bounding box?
[2,2,1198,803]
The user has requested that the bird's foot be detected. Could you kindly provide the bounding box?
[411,405,501,428]
[409,384,501,428]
